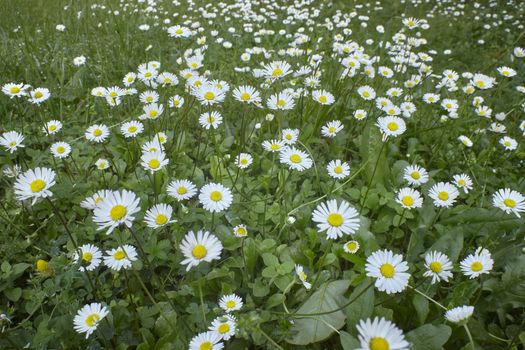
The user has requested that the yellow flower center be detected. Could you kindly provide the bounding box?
[271,144,280,151]
[380,263,395,278]
[145,72,152,78]
[218,323,230,334]
[49,125,57,131]
[36,259,49,271]
[225,300,236,309]
[290,154,301,163]
[236,227,247,236]
[34,91,43,98]
[327,213,343,227]
[334,166,343,174]
[146,96,153,102]
[56,146,65,154]
[82,252,93,262]
[175,28,183,35]
[204,91,215,100]
[402,196,414,206]
[149,110,158,118]
[319,95,327,103]
[300,271,307,281]
[370,337,389,350]
[113,250,126,260]
[240,92,250,101]
[346,241,357,251]
[85,313,101,327]
[10,86,20,93]
[148,159,160,169]
[362,91,370,98]
[210,191,223,202]
[429,261,442,273]
[110,91,118,98]
[240,159,248,165]
[8,141,16,147]
[504,198,516,208]
[207,116,215,123]
[128,126,137,133]
[192,244,207,259]
[155,214,168,225]
[471,261,483,272]
[128,76,134,82]
[410,171,420,180]
[438,192,449,201]
[110,205,127,221]
[329,126,336,133]
[30,179,46,193]
[387,122,398,131]
[504,141,511,147]
[272,68,283,77]
[277,99,286,107]
[177,187,187,195]
[98,162,106,169]
[458,179,466,186]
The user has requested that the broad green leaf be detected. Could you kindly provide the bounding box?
[340,331,360,350]
[345,281,374,333]
[406,324,452,350]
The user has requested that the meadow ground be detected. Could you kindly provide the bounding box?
[0,0,524,349]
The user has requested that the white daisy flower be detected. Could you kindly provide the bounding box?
[179,230,223,271]
[95,158,110,170]
[312,199,360,239]
[199,111,223,129]
[453,174,473,193]
[193,83,226,106]
[321,120,344,137]
[73,55,86,66]
[92,190,140,234]
[262,60,293,79]
[236,153,253,169]
[0,131,25,153]
[85,124,110,143]
[139,103,164,120]
[232,85,261,104]
[233,224,248,238]
[14,167,56,205]
[428,182,459,208]
[423,251,453,284]
[209,315,236,341]
[279,146,313,171]
[73,302,109,339]
[445,305,474,325]
[343,240,360,254]
[357,85,376,100]
[262,139,285,153]
[281,128,299,145]
[395,187,423,209]
[458,135,473,147]
[365,249,410,294]
[326,159,350,180]
[73,244,102,272]
[43,120,63,135]
[189,331,224,350]
[267,92,295,110]
[492,188,525,217]
[144,203,176,229]
[168,94,185,108]
[199,183,233,213]
[295,264,312,289]
[219,294,243,313]
[354,109,368,120]
[356,317,409,350]
[460,247,493,279]
[139,90,159,104]
[80,189,114,210]
[28,87,51,104]
[167,179,198,201]
[50,142,71,159]
[2,82,29,98]
[141,150,169,173]
[499,136,517,151]
[120,121,144,138]
[312,89,335,105]
[376,116,406,140]
[104,245,138,271]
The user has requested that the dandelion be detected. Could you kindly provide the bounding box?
[73,303,109,339]
[180,230,223,271]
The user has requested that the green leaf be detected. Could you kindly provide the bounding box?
[4,287,22,302]
[340,331,360,350]
[412,294,429,324]
[406,324,452,350]
[429,230,464,262]
[287,280,350,345]
[345,281,374,332]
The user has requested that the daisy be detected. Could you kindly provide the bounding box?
[279,146,313,171]
[445,306,474,325]
[460,247,493,279]
[43,120,62,135]
[0,131,25,153]
[312,89,335,105]
[458,135,473,147]
[492,188,525,217]
[194,83,226,106]
[219,294,243,313]
[233,224,248,238]
[28,87,51,104]
[167,179,198,201]
[123,72,137,86]
[471,73,496,90]
[267,92,295,110]
[295,265,312,289]
[80,189,114,210]
[423,251,453,284]
[236,153,253,169]
[232,85,261,104]
[428,182,459,208]
[73,56,86,66]
[365,249,410,294]
[496,66,517,78]
[142,140,163,153]
[499,136,518,150]
[179,230,223,271]
[356,317,409,350]
[139,103,164,120]
[281,129,299,145]
[2,82,29,98]
[209,314,236,341]
[167,25,191,38]
[343,240,360,254]
[422,93,440,104]
[189,331,224,350]
[104,245,138,271]
[154,132,167,145]
[327,159,350,180]
[262,60,293,79]
[141,150,169,173]
[73,244,102,272]
[199,183,233,212]
[262,139,285,153]
[95,158,110,170]
[143,203,176,229]
[14,167,56,205]
[199,111,223,129]
[321,120,344,137]
[168,94,185,108]
[312,199,360,239]
[395,187,423,209]
[357,85,376,100]
[139,90,159,104]
[85,124,110,143]
[50,141,72,159]
[157,72,178,86]
[453,174,473,193]
[376,116,406,140]
[73,302,109,339]
[92,190,140,234]
[121,121,144,138]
